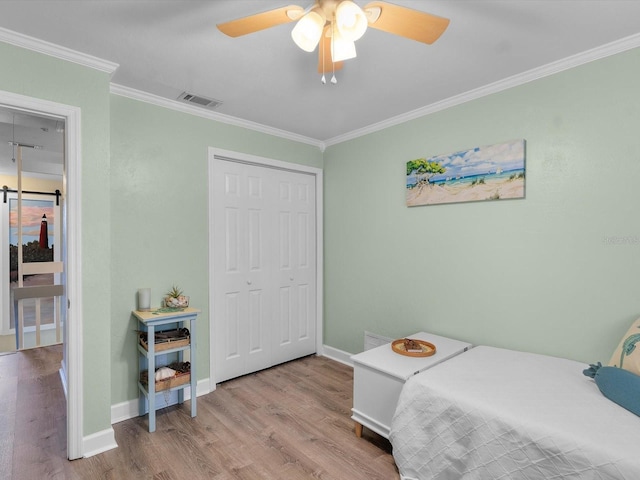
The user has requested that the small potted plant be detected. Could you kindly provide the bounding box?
[164,285,189,309]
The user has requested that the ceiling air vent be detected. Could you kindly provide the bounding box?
[177,92,223,110]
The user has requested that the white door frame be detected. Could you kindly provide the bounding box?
[207,147,323,390]
[0,90,83,459]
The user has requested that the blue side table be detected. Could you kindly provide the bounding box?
[133,307,200,432]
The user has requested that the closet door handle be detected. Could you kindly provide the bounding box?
[247,280,252,285]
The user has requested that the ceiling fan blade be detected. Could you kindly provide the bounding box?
[217,5,304,37]
[364,1,450,44]
[317,26,344,73]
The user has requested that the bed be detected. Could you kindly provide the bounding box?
[389,346,640,480]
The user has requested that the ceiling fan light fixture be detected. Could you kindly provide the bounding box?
[218,1,451,84]
[331,30,357,62]
[291,8,326,52]
[335,1,367,42]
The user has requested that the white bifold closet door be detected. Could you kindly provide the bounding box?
[212,159,316,383]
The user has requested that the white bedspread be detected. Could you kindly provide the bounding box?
[390,346,640,480]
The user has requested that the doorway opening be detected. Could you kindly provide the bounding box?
[0,90,83,460]
[0,108,64,353]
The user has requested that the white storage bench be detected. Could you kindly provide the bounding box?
[351,331,471,439]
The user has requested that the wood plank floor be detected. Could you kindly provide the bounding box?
[2,346,400,479]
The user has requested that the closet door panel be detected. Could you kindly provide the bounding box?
[272,172,316,364]
[213,161,271,382]
[213,159,315,382]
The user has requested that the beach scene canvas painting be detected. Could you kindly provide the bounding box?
[406,139,526,206]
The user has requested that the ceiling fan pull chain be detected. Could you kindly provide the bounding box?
[331,19,337,85]
[321,27,327,84]
[331,48,337,84]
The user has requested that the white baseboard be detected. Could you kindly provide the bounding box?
[83,427,117,458]
[321,344,354,367]
[110,397,140,425]
[111,377,211,425]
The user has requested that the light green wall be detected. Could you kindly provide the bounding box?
[323,47,640,364]
[0,43,112,435]
[4,35,640,439]
[109,95,323,404]
[1,38,323,436]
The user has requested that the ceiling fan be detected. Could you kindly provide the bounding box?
[217,1,449,82]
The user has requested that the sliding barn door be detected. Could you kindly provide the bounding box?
[211,159,316,383]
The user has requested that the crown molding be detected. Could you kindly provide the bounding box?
[109,84,326,151]
[0,26,322,149]
[0,27,119,75]
[324,32,640,148]
[4,22,638,151]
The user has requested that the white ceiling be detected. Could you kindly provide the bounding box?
[0,108,64,177]
[1,1,640,145]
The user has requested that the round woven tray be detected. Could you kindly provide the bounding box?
[391,338,437,357]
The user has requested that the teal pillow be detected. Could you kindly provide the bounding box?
[583,362,640,417]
